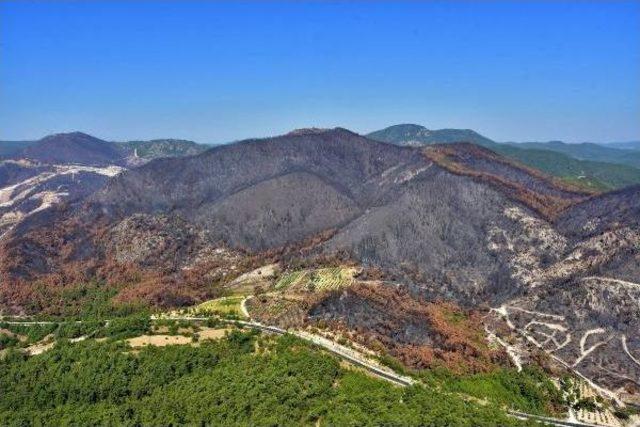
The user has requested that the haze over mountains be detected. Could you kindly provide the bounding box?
[606,141,640,151]
[0,125,638,410]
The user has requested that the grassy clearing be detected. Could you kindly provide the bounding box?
[0,321,109,352]
[194,296,246,318]
[127,335,193,348]
[127,328,230,348]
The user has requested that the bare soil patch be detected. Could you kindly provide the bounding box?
[127,335,192,347]
[197,328,229,341]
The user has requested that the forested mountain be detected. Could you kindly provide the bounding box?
[3,0,637,424]
[118,139,209,162]
[516,140,640,169]
[493,144,640,191]
[367,124,496,147]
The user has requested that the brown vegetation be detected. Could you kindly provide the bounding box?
[424,143,590,220]
[252,281,507,374]
[319,284,507,373]
[0,201,354,314]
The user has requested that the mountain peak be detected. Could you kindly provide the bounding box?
[367,124,495,148]
[287,127,330,136]
[40,131,103,142]
[384,123,429,131]
[18,131,125,166]
[286,127,359,136]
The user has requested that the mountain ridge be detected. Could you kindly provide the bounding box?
[1,133,211,164]
[368,124,640,191]
[367,124,496,147]
[0,128,598,302]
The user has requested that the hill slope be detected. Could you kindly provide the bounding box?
[0,133,214,238]
[493,145,640,191]
[368,124,640,190]
[0,133,130,239]
[0,128,587,304]
[603,141,640,151]
[0,160,122,238]
[0,141,35,158]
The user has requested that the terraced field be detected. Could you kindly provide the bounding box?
[275,267,358,292]
[275,271,307,290]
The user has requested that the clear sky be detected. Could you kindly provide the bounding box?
[1,1,639,143]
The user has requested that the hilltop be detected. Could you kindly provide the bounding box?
[367,124,496,147]
[119,139,210,162]
[14,132,127,166]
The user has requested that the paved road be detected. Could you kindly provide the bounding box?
[508,411,604,427]
[228,318,602,426]
[239,296,251,319]
[160,315,414,386]
[293,330,415,386]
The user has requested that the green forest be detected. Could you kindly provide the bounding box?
[0,330,537,426]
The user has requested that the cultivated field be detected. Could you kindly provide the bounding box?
[275,267,358,293]
[194,296,246,318]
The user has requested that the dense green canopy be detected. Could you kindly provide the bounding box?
[0,331,526,426]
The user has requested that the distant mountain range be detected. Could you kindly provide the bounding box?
[604,140,640,150]
[0,133,211,164]
[367,124,640,191]
[4,127,640,193]
[119,139,210,163]
[367,124,495,147]
[514,140,640,169]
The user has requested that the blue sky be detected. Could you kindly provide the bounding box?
[1,1,639,143]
